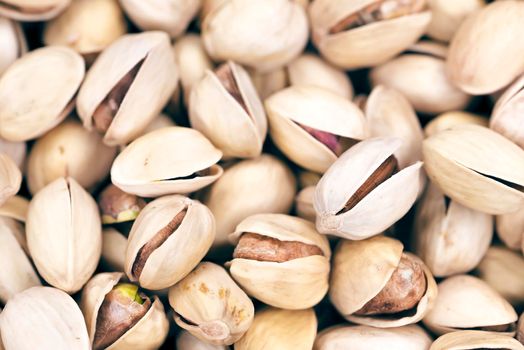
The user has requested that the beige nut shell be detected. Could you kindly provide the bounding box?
[0,154,21,207]
[491,73,524,148]
[0,0,71,21]
[430,330,524,350]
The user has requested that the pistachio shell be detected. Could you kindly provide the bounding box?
[423,275,518,335]
[0,46,84,142]
[427,0,485,42]
[314,324,432,350]
[0,195,28,222]
[295,186,316,222]
[80,272,169,350]
[314,138,423,240]
[0,153,21,206]
[265,85,367,173]
[424,111,488,137]
[490,74,524,148]
[77,31,178,146]
[249,68,287,100]
[176,331,228,350]
[202,0,308,72]
[189,61,267,158]
[0,287,90,350]
[140,114,176,136]
[0,16,26,75]
[101,228,127,272]
[26,177,102,293]
[430,330,524,350]
[234,307,317,350]
[168,262,254,345]
[422,124,524,214]
[497,207,524,251]
[111,127,223,197]
[414,182,493,277]
[125,195,215,290]
[0,0,71,21]
[447,0,524,94]
[0,137,25,170]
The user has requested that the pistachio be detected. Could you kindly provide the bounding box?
[431,330,524,350]
[0,16,26,75]
[496,207,524,251]
[176,331,228,350]
[0,137,25,170]
[0,153,21,207]
[249,68,288,100]
[424,111,488,137]
[426,0,485,42]
[168,262,254,345]
[229,213,331,309]
[139,113,176,136]
[0,46,84,142]
[0,0,71,21]
[101,228,127,272]
[98,184,145,224]
[0,195,28,222]
[295,186,316,222]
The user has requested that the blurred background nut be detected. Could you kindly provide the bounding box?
[0,138,25,171]
[176,330,229,350]
[168,262,254,345]
[424,111,488,137]
[431,330,524,350]
[496,207,524,251]
[490,74,524,148]
[295,186,316,222]
[249,68,287,101]
[0,0,71,21]
[426,0,484,43]
[0,16,26,75]
[0,195,28,223]
[98,184,145,224]
[101,228,127,272]
[0,154,21,206]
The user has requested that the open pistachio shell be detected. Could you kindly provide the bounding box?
[423,275,518,335]
[111,127,223,197]
[447,0,524,94]
[424,111,488,137]
[314,324,432,350]
[81,272,169,350]
[77,31,178,146]
[0,195,28,222]
[427,0,485,42]
[431,330,524,350]
[234,307,317,350]
[1,287,90,350]
[125,195,215,290]
[176,331,228,350]
[315,138,423,240]
[0,154,21,206]
[265,85,367,173]
[0,16,26,75]
[423,124,524,214]
[0,0,70,21]
[491,74,524,148]
[229,213,331,310]
[497,207,524,251]
[309,0,432,69]
[0,46,84,142]
[168,262,254,345]
[296,186,316,222]
[414,182,493,277]
[101,228,127,272]
[26,177,102,293]
[189,61,267,158]
[202,0,308,72]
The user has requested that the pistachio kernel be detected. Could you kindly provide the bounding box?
[98,184,146,224]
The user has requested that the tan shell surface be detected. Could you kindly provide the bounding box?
[497,207,524,251]
[0,46,84,142]
[296,185,316,222]
[101,228,127,272]
[424,111,488,137]
[176,331,228,350]
[0,0,71,21]
[491,74,524,148]
[430,330,524,350]
[427,0,485,42]
[0,17,26,75]
[250,68,287,100]
[0,153,21,206]
[0,195,28,222]
[0,137,25,170]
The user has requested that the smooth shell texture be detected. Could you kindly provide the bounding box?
[26,177,102,293]
[430,330,524,350]
[0,195,28,222]
[314,138,422,239]
[497,207,524,251]
[0,17,25,75]
[0,138,25,170]
[176,331,228,350]
[424,111,488,137]
[0,287,90,350]
[423,124,524,214]
[101,228,127,272]
[111,127,223,197]
[427,0,485,42]
[446,0,524,94]
[0,153,21,207]
[0,46,84,142]
[0,0,71,21]
[250,68,288,100]
[295,186,316,222]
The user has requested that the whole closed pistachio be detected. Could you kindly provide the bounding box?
[0,16,26,75]
[426,0,485,42]
[176,331,229,350]
[265,85,367,173]
[229,213,331,309]
[81,272,169,350]
[98,184,145,224]
[202,0,308,72]
[0,138,25,170]
[125,195,215,290]
[168,262,254,345]
[101,228,127,272]
[0,154,21,207]
[77,31,178,146]
[309,0,432,69]
[490,74,524,148]
[0,46,85,142]
[189,61,267,158]
[0,286,90,350]
[111,127,223,197]
[234,307,317,350]
[0,0,71,21]
[423,124,524,214]
[447,0,524,94]
[424,111,488,137]
[496,207,524,251]
[26,177,102,293]
[314,137,423,240]
[431,330,524,350]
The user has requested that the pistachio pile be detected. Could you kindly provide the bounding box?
[2,0,524,349]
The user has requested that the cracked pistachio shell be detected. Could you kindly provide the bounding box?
[447,1,524,94]
[265,85,367,173]
[27,119,117,195]
[77,31,178,146]
[0,287,90,350]
[120,0,200,38]
[0,138,25,170]
[287,54,354,99]
[176,331,228,350]
[202,154,295,246]
[101,228,127,272]
[111,127,223,197]
[370,42,471,115]
[125,195,215,290]
[43,0,126,57]
[0,218,40,304]
[0,154,21,206]
[424,111,488,137]
[81,272,169,350]
[26,177,102,293]
[309,0,432,69]
[491,74,524,148]
[497,207,524,251]
[249,68,287,100]
[423,124,524,214]
[0,16,26,75]
[296,186,316,222]
[330,236,438,327]
[314,324,432,350]
[234,307,317,350]
[0,195,28,222]
[314,138,423,240]
[189,61,267,158]
[476,247,524,306]
[229,213,331,310]
[423,275,518,335]
[427,0,485,42]
[0,46,84,142]
[0,0,70,21]
[168,262,254,345]
[413,182,493,277]
[202,0,308,73]
[431,330,524,350]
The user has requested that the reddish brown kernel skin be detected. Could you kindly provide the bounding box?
[98,184,145,220]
